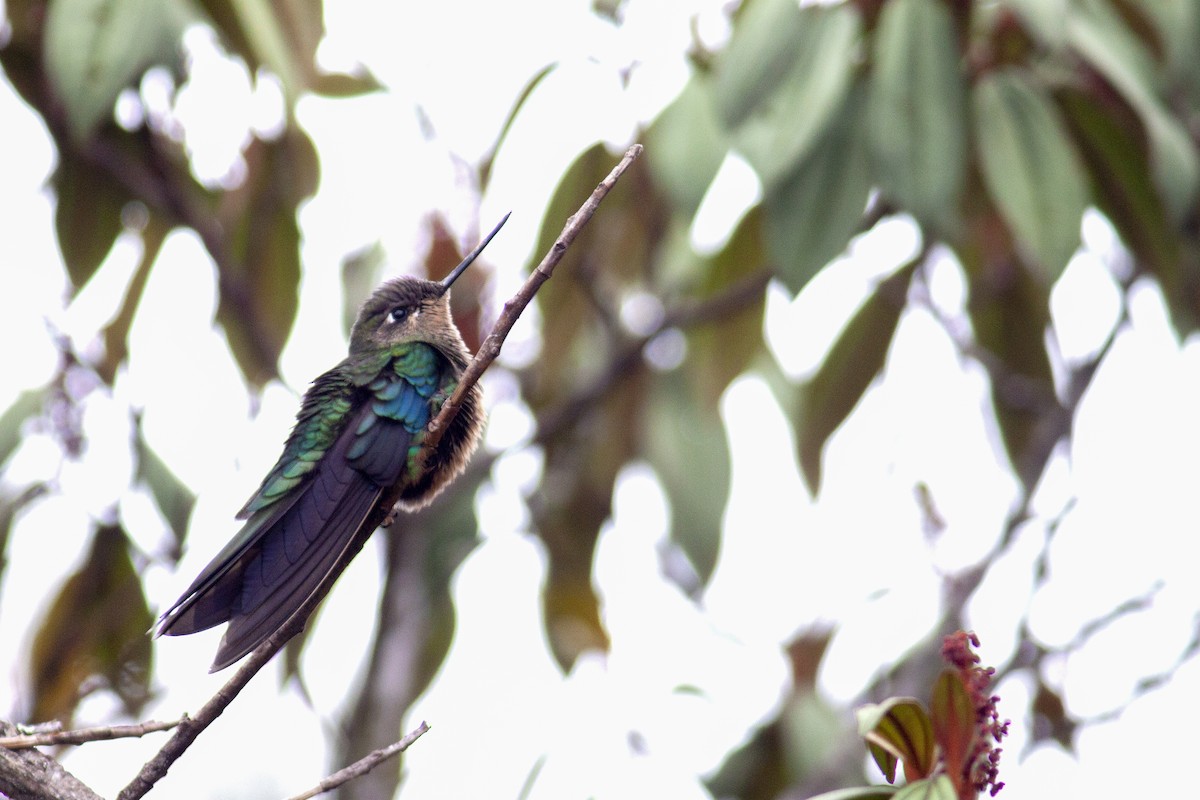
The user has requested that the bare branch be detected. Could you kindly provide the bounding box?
[284,722,431,800]
[0,721,105,800]
[0,718,184,750]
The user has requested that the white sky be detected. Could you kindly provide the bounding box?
[2,1,1198,799]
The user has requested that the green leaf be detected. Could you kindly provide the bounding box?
[52,150,134,291]
[1058,88,1177,276]
[135,420,195,554]
[807,789,898,800]
[795,261,917,493]
[712,0,809,127]
[894,776,956,800]
[931,671,978,779]
[965,255,1063,493]
[973,68,1089,278]
[764,81,873,296]
[868,0,967,230]
[99,212,170,383]
[644,374,730,586]
[29,524,153,724]
[857,697,937,781]
[44,0,190,140]
[687,208,769,403]
[645,75,728,218]
[732,3,862,189]
[0,389,45,470]
[1067,0,1199,221]
[309,68,384,99]
[999,0,1069,47]
[216,129,317,385]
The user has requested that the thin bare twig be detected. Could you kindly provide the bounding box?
[0,718,185,750]
[117,144,643,800]
[0,722,104,800]
[284,722,430,800]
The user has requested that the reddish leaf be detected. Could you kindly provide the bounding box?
[930,670,977,781]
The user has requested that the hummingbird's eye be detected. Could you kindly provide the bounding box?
[389,306,409,324]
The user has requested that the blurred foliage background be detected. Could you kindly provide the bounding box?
[2,0,1199,798]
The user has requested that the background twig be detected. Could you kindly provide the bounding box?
[285,722,430,800]
[0,718,184,750]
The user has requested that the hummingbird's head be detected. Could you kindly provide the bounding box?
[349,277,467,360]
[347,213,510,362]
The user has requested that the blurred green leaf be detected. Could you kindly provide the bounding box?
[135,420,195,555]
[645,75,728,218]
[966,253,1063,494]
[99,212,169,383]
[930,670,976,780]
[527,144,619,407]
[216,129,318,385]
[44,0,191,140]
[687,208,768,404]
[795,261,917,493]
[973,68,1089,278]
[764,82,873,296]
[52,149,134,291]
[225,0,311,103]
[868,0,967,231]
[712,0,808,127]
[706,718,790,800]
[1067,0,1199,221]
[732,3,861,189]
[893,776,955,800]
[309,67,384,98]
[807,788,898,800]
[1059,88,1177,276]
[0,389,45,470]
[644,374,730,586]
[1000,0,1069,47]
[857,697,936,781]
[29,524,153,725]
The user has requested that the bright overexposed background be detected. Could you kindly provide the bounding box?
[2,1,1198,798]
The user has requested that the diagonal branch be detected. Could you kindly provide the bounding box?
[284,722,430,800]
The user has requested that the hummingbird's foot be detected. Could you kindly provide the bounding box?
[381,505,401,528]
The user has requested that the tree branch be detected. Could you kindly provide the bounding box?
[0,722,105,800]
[0,718,184,750]
[285,722,430,800]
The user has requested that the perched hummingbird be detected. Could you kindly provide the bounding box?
[157,216,507,671]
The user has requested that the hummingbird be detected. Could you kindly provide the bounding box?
[157,215,507,671]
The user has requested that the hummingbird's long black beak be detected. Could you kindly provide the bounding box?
[439,212,512,294]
